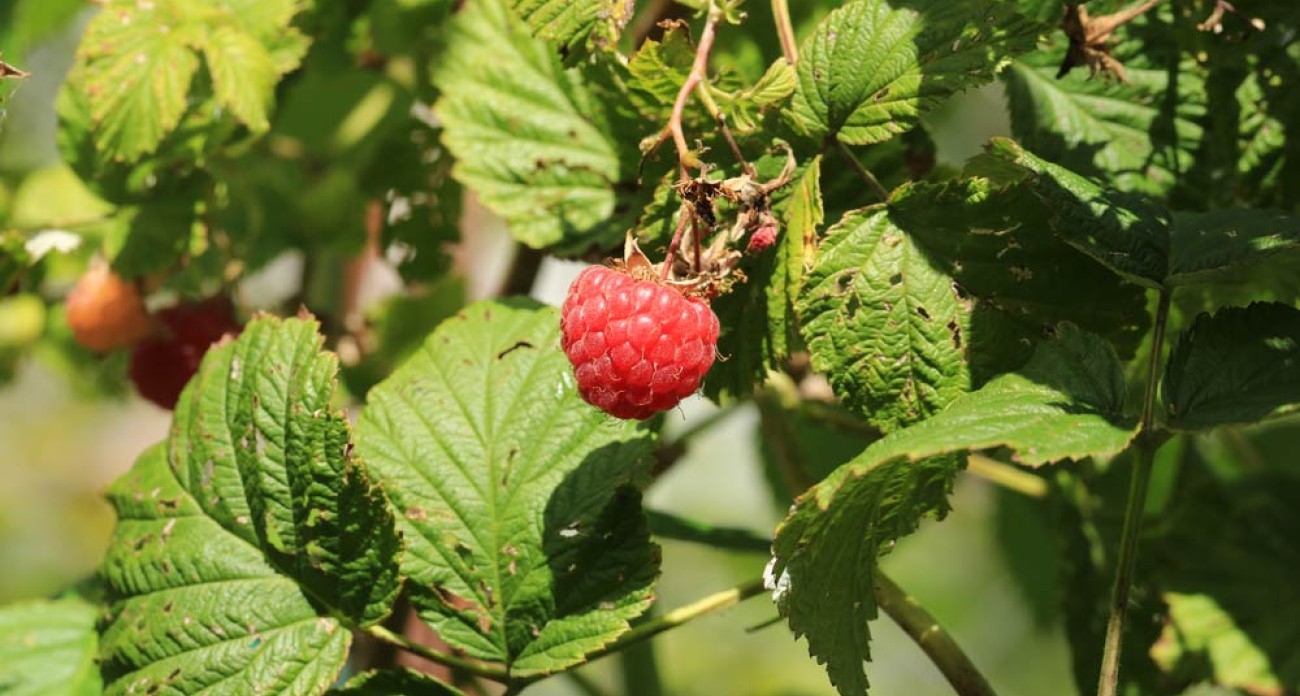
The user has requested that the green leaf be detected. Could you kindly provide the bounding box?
[331,669,465,695]
[75,1,203,163]
[714,58,797,134]
[798,205,971,431]
[853,323,1137,467]
[202,25,279,133]
[772,323,1135,696]
[973,138,1171,288]
[1003,26,1206,197]
[508,0,626,61]
[1150,469,1300,694]
[355,299,660,678]
[797,172,1147,431]
[0,231,32,294]
[99,316,403,694]
[1167,208,1300,286]
[0,596,102,696]
[435,0,639,252]
[771,453,961,696]
[100,445,351,695]
[625,23,694,120]
[71,0,306,163]
[787,0,1038,145]
[1163,303,1300,430]
[105,195,202,280]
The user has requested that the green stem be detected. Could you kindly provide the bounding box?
[834,138,889,201]
[665,401,743,449]
[756,385,815,495]
[876,574,999,696]
[1096,289,1171,696]
[565,670,615,696]
[771,0,798,63]
[966,454,1048,499]
[592,578,767,660]
[645,509,771,553]
[619,612,666,696]
[498,245,545,297]
[365,625,509,683]
[693,82,753,176]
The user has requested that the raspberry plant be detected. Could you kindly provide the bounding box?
[1,1,1299,696]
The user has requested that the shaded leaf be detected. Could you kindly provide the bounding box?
[1003,21,1206,197]
[0,596,101,696]
[970,137,1170,288]
[1163,303,1300,430]
[355,299,660,678]
[979,139,1300,293]
[1167,208,1300,286]
[798,171,1147,431]
[331,669,465,695]
[772,323,1137,695]
[771,453,961,696]
[787,0,1038,145]
[1151,468,1300,694]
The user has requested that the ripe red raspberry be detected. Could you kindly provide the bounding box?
[65,262,152,352]
[129,296,241,409]
[561,266,719,420]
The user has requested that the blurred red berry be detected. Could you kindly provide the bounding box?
[129,296,241,409]
[65,261,151,352]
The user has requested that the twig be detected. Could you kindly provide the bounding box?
[668,4,723,181]
[590,578,768,660]
[498,245,545,297]
[834,139,889,201]
[619,612,665,696]
[755,383,816,495]
[771,0,798,64]
[565,670,616,696]
[1096,289,1171,696]
[876,573,1000,696]
[659,205,694,281]
[365,625,509,683]
[694,82,754,177]
[645,509,772,553]
[966,454,1049,499]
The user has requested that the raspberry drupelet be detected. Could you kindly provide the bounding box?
[560,266,720,420]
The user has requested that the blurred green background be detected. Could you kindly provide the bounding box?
[0,10,1078,696]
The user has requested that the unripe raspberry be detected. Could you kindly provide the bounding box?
[65,262,151,352]
[129,296,241,409]
[746,215,780,254]
[560,266,719,420]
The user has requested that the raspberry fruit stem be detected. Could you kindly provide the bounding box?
[668,3,722,182]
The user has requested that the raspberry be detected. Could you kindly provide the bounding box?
[65,262,151,352]
[129,296,241,409]
[746,215,779,254]
[560,265,719,420]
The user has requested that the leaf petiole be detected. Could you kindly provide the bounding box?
[1096,289,1171,696]
[365,625,509,683]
